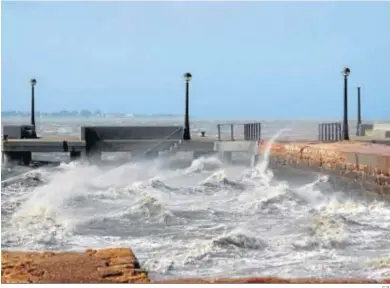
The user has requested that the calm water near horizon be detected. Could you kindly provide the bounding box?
[1,116,390,280]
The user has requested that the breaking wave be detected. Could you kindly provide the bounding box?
[2,129,390,279]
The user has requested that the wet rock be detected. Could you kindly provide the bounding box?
[2,247,389,283]
[1,248,149,283]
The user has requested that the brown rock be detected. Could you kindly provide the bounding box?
[1,248,149,283]
[2,248,389,284]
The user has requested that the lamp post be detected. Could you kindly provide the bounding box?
[30,78,37,127]
[356,86,361,136]
[342,67,350,141]
[183,72,192,140]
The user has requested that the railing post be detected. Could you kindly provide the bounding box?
[258,122,261,140]
[230,124,234,141]
[325,123,328,142]
[244,124,247,141]
[318,124,321,141]
[217,124,221,141]
[330,123,334,142]
[339,122,342,141]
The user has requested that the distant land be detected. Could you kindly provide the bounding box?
[1,110,179,118]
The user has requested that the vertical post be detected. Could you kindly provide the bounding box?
[337,123,342,141]
[217,124,221,141]
[342,67,350,141]
[357,86,361,136]
[322,123,325,141]
[230,124,234,141]
[318,124,321,141]
[30,78,37,128]
[332,123,337,141]
[325,123,328,142]
[259,123,262,141]
[183,72,192,140]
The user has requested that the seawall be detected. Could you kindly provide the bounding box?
[2,248,389,283]
[258,140,390,196]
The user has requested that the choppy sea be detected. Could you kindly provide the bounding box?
[1,117,390,280]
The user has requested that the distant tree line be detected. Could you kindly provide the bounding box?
[1,110,179,117]
[1,109,105,117]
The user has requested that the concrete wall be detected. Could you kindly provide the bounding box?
[359,123,390,138]
[358,123,374,136]
[215,141,258,153]
[2,125,36,139]
[81,126,183,140]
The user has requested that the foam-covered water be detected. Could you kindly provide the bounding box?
[2,117,390,280]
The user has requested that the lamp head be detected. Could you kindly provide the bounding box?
[342,67,350,77]
[30,78,37,86]
[184,72,192,82]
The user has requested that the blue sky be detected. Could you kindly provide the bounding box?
[1,1,389,119]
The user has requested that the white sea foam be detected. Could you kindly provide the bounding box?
[2,126,389,280]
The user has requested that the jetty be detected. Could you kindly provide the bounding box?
[2,72,390,195]
[1,123,263,166]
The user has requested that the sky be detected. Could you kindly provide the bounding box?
[1,1,389,119]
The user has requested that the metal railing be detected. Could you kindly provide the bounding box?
[244,122,262,141]
[318,122,342,142]
[217,122,261,141]
[137,126,184,157]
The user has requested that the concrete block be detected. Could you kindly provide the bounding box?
[373,123,390,131]
[81,126,183,140]
[358,123,374,136]
[2,125,36,139]
[216,141,257,152]
[220,151,232,163]
[70,151,81,161]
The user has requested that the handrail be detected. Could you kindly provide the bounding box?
[318,122,342,142]
[217,122,261,141]
[135,126,183,158]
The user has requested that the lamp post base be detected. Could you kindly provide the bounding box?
[183,129,191,141]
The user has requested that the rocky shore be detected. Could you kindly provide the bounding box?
[2,248,389,283]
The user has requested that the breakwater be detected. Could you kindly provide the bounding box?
[259,140,390,196]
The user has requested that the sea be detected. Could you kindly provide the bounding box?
[1,116,390,280]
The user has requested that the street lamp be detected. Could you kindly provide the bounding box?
[342,67,350,141]
[30,78,37,127]
[356,86,361,136]
[183,72,192,140]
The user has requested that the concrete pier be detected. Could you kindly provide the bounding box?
[4,151,32,166]
[193,151,215,159]
[70,151,82,161]
[144,150,159,159]
[250,154,260,167]
[1,124,261,166]
[220,151,232,163]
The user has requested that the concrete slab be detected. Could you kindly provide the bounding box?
[216,141,258,152]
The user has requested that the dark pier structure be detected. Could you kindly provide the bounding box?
[2,74,262,166]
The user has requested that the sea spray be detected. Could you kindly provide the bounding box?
[2,135,390,280]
